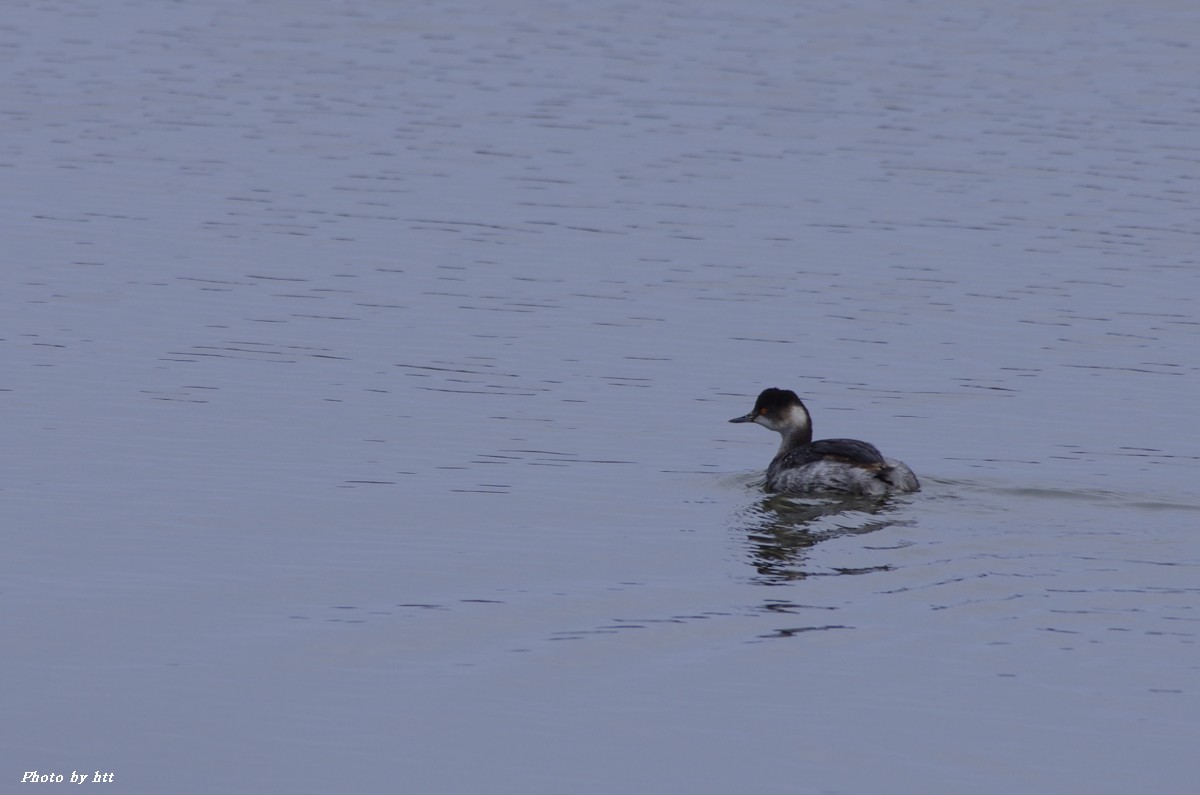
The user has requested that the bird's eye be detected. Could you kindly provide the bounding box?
[758,408,766,416]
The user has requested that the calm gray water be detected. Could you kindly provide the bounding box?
[4,1,1199,793]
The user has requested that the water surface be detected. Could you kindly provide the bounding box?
[4,1,1199,793]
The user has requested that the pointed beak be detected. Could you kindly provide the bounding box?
[729,411,756,424]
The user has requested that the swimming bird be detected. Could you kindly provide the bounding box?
[729,387,919,496]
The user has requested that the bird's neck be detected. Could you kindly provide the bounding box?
[776,425,813,457]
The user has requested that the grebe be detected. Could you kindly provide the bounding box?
[729,387,919,496]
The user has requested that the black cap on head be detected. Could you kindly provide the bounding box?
[752,388,801,413]
[729,387,802,423]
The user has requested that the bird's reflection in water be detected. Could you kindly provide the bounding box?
[737,491,908,585]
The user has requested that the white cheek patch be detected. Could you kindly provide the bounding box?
[784,405,810,432]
